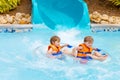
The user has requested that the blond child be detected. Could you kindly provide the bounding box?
[47,36,68,59]
[72,36,108,61]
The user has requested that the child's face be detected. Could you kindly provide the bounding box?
[53,41,60,47]
[85,42,93,48]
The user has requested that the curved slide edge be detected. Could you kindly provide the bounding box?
[31,0,90,30]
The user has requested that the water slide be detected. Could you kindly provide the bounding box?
[32,0,90,30]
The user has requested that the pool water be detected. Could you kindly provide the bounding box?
[0,25,120,80]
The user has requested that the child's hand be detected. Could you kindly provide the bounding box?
[52,51,57,54]
[93,48,101,52]
[67,45,73,48]
[63,44,69,47]
[93,48,98,50]
[76,46,82,50]
[46,53,56,59]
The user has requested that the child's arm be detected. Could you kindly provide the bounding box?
[72,46,83,57]
[77,45,83,51]
[61,44,69,48]
[93,47,99,51]
[47,48,57,54]
[72,47,77,57]
[47,48,57,58]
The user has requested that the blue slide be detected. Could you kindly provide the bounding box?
[32,0,90,30]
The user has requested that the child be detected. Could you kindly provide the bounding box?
[47,35,68,59]
[72,36,108,61]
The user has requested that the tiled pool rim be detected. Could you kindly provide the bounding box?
[0,24,120,33]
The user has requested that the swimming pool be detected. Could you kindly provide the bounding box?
[0,24,120,80]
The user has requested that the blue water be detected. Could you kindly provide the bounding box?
[0,25,120,80]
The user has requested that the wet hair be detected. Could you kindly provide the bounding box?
[84,36,94,43]
[50,36,60,44]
